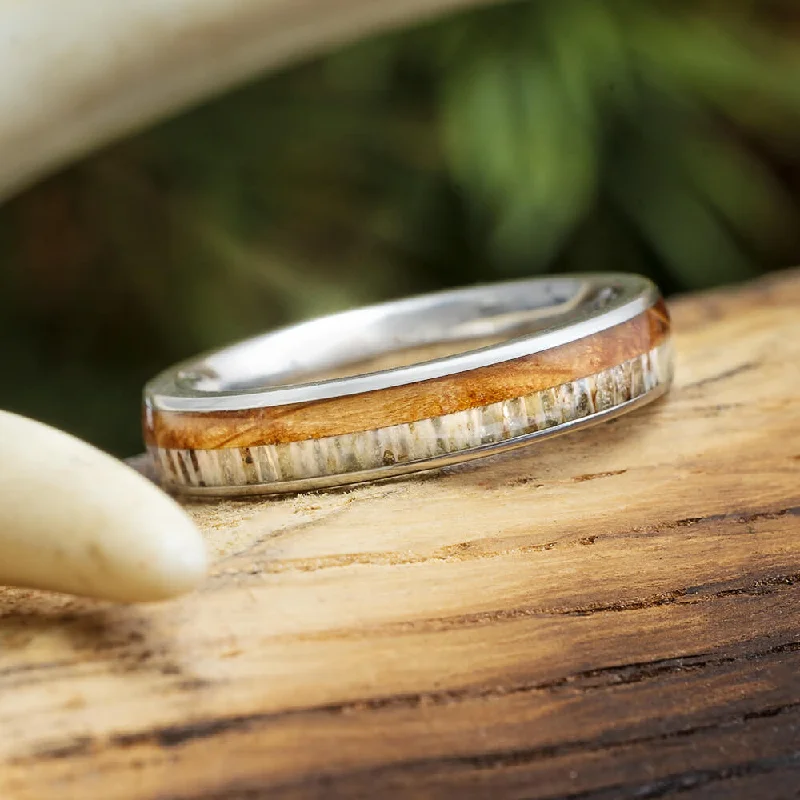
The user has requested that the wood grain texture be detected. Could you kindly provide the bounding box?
[146,301,670,449]
[2,272,799,799]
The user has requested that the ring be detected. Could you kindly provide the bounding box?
[144,273,673,496]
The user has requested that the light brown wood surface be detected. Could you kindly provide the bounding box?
[1,271,799,799]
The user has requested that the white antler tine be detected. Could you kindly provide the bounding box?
[0,0,493,201]
[0,411,207,602]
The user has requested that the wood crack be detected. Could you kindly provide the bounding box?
[681,361,757,391]
[16,640,800,765]
[336,571,800,637]
[213,504,800,579]
[537,752,800,800]
[162,710,800,799]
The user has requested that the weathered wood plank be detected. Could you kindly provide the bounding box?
[1,270,799,799]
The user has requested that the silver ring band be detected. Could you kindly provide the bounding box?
[144,273,673,495]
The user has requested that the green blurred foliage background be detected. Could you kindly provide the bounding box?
[1,0,798,456]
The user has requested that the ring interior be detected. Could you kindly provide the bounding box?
[176,277,623,394]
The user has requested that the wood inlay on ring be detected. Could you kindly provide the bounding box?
[146,300,670,450]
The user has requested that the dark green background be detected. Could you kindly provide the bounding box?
[1,0,798,456]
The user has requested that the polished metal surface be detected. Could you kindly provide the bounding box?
[146,273,660,413]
